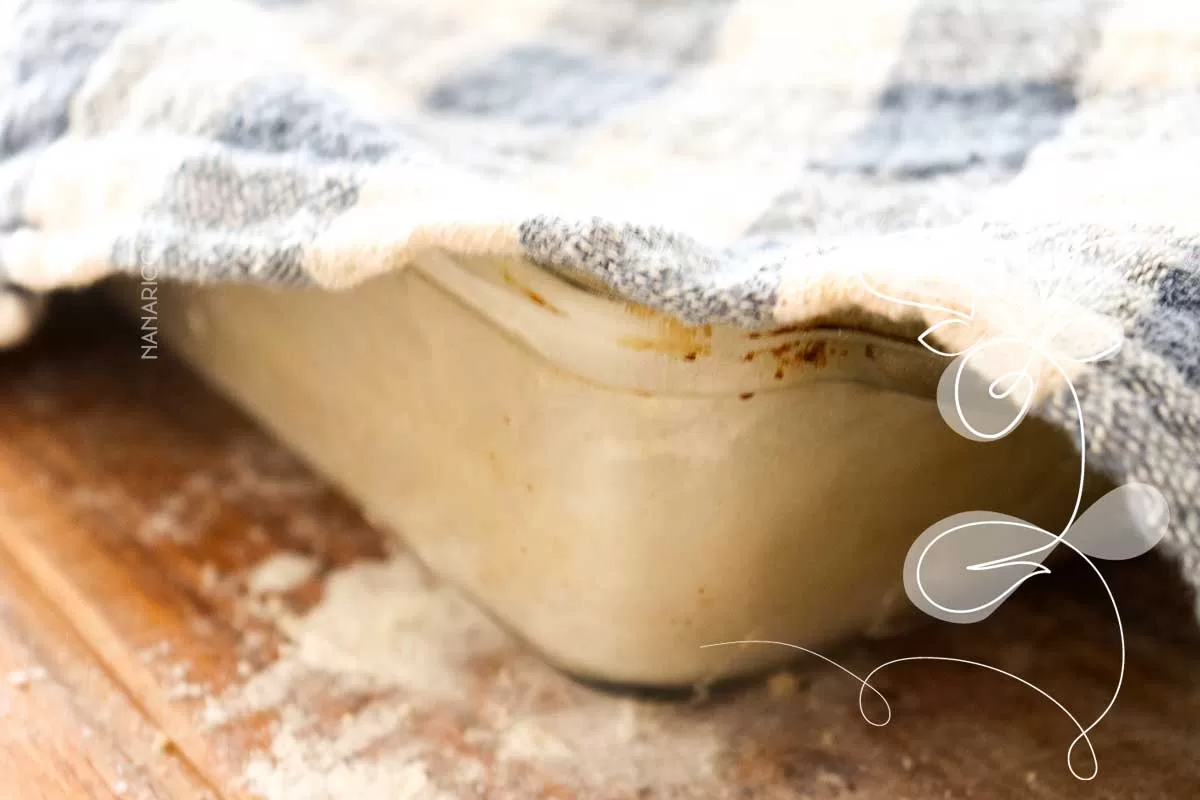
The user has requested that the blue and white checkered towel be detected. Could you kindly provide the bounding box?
[3,1,1199,605]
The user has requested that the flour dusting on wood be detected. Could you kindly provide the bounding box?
[205,553,732,799]
[248,553,319,595]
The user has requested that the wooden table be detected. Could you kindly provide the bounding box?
[0,293,1197,799]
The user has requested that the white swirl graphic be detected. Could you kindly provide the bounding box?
[705,273,1170,781]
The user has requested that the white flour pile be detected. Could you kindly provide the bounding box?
[214,553,725,799]
[247,553,319,596]
[246,555,510,699]
[229,554,506,799]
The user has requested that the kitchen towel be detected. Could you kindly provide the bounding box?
[2,0,1199,604]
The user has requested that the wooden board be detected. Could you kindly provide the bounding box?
[0,292,1198,799]
[0,533,216,799]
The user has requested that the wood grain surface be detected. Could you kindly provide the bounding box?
[0,292,1197,799]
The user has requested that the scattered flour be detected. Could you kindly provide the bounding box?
[139,473,220,543]
[262,557,509,698]
[217,556,510,799]
[248,552,319,595]
[216,554,723,798]
[6,665,48,688]
[200,562,222,592]
[139,641,172,664]
[496,718,574,763]
[240,704,449,800]
[137,441,325,544]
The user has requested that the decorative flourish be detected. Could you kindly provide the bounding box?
[706,273,1169,781]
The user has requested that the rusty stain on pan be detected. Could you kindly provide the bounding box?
[501,266,566,316]
[617,314,714,360]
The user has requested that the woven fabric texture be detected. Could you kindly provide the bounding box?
[2,0,1199,603]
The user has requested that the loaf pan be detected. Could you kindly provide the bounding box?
[114,251,1091,688]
